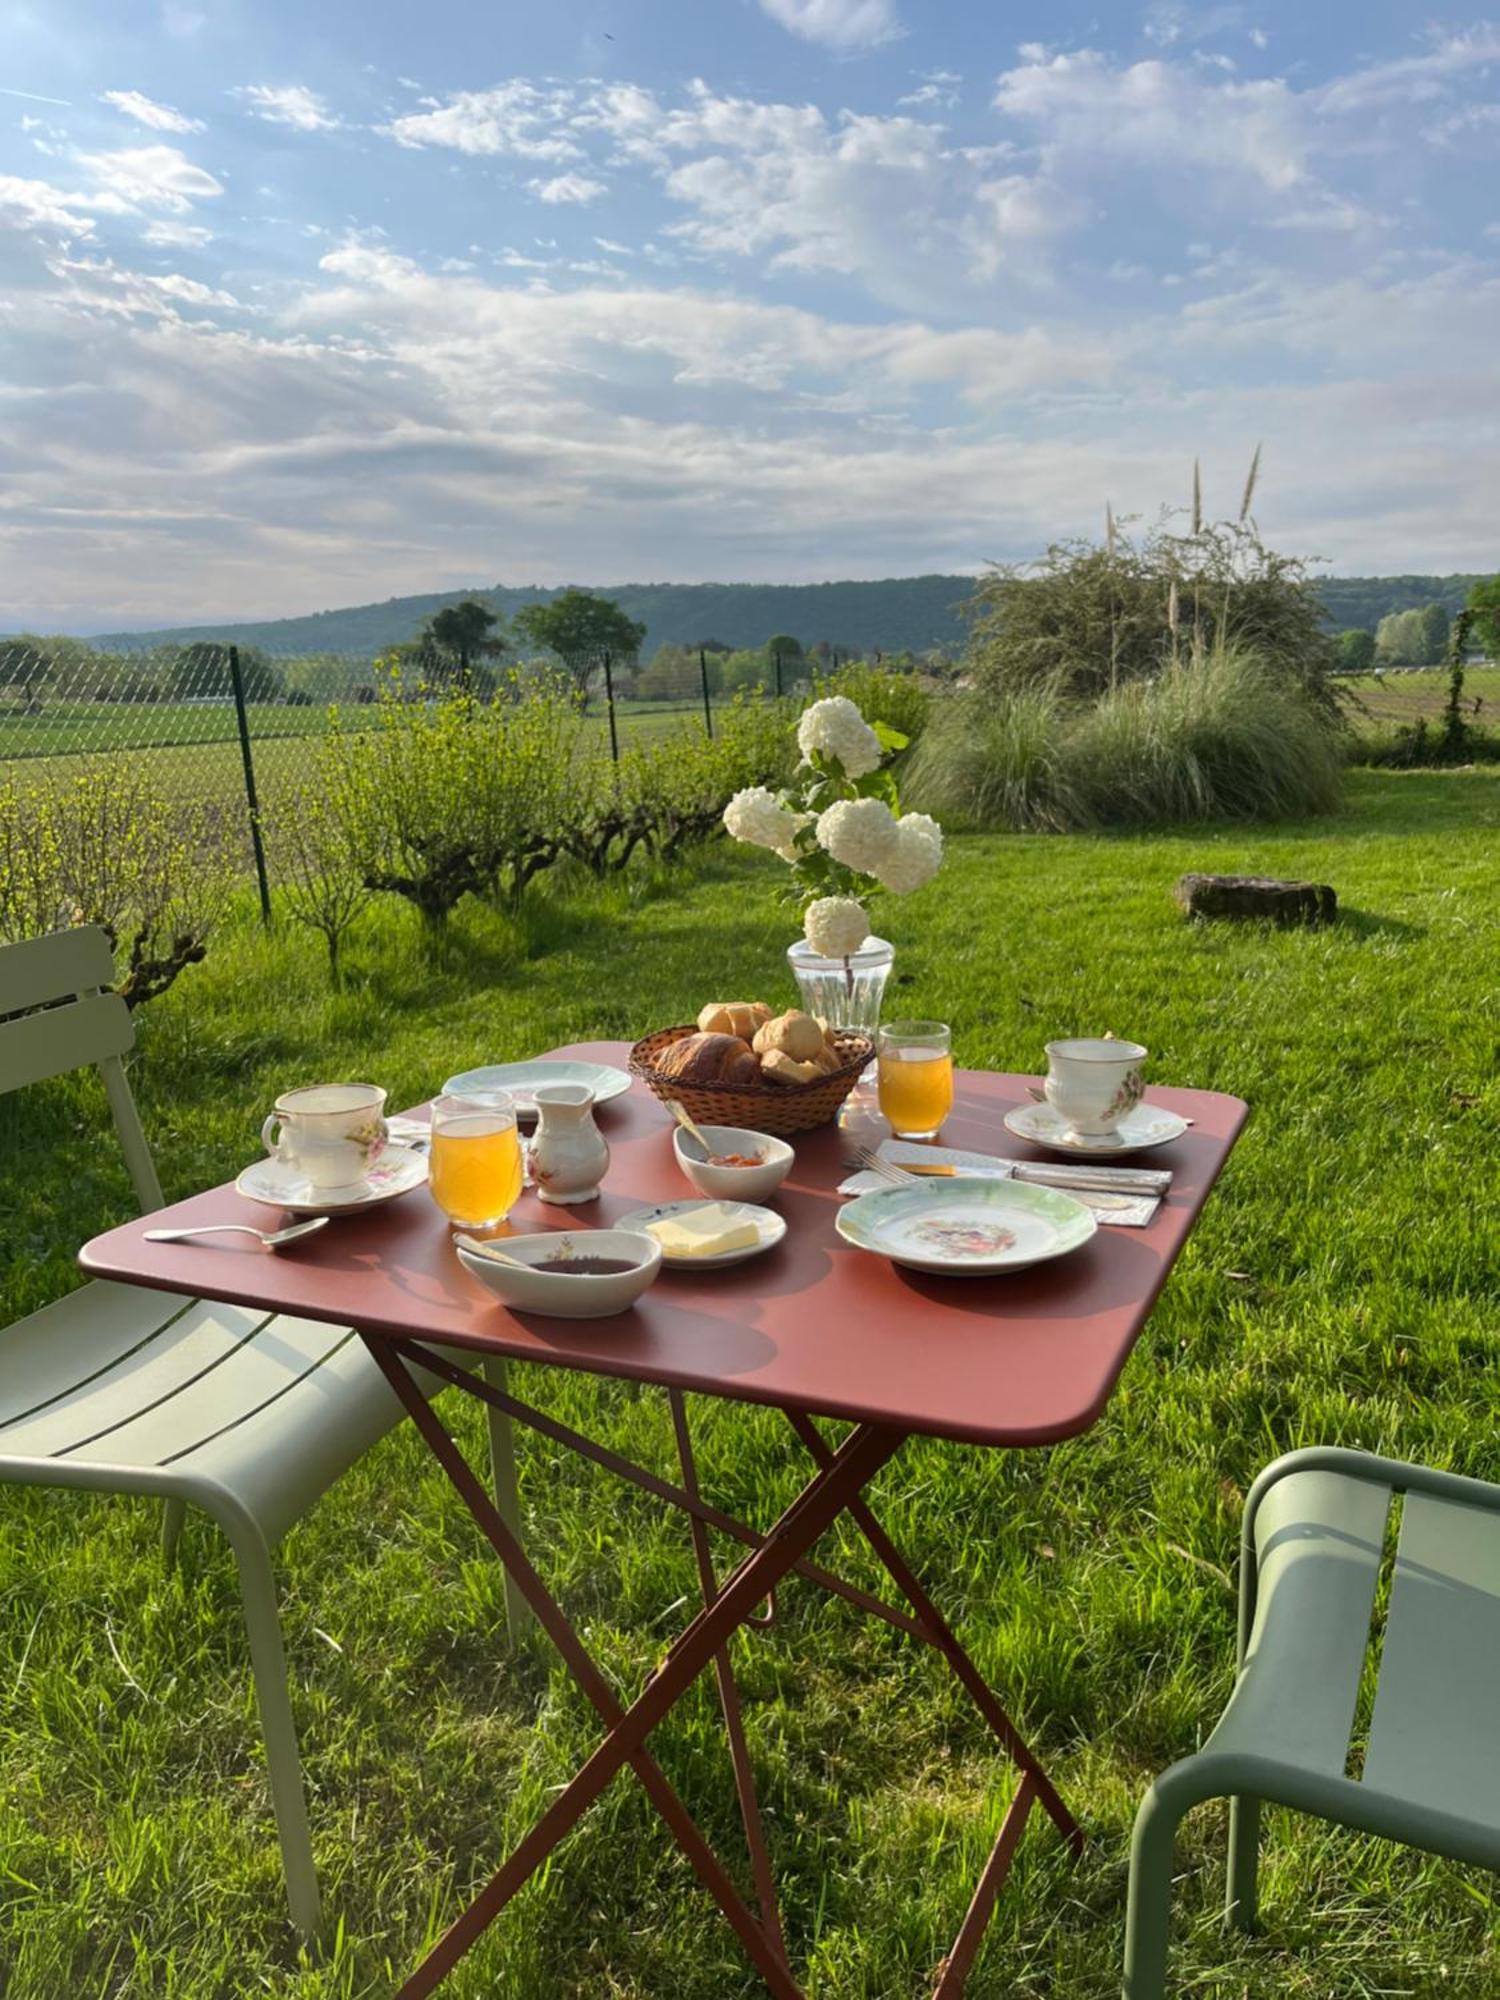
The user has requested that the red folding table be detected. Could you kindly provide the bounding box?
[81,1043,1247,1997]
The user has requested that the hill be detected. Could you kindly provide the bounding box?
[72,571,1497,659]
[1314,574,1487,632]
[88,577,978,660]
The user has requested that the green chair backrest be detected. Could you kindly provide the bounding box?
[0,927,164,1214]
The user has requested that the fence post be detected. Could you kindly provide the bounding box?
[603,650,620,762]
[773,647,783,699]
[699,648,714,738]
[228,643,273,926]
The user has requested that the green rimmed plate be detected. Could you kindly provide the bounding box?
[836,1176,1097,1276]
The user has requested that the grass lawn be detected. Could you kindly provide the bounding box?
[1,767,1498,1998]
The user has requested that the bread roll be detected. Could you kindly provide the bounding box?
[809,1041,843,1074]
[751,1010,825,1062]
[760,1049,823,1086]
[696,1001,772,1041]
[657,1032,761,1088]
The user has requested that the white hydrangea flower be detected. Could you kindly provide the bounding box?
[874,811,944,895]
[815,796,900,875]
[722,786,799,853]
[796,696,883,779]
[773,810,816,863]
[803,895,871,959]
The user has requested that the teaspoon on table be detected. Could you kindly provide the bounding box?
[144,1218,330,1251]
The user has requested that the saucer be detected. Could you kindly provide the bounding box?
[1003,1100,1190,1157]
[441,1059,631,1119]
[236,1142,429,1214]
[614,1200,786,1270]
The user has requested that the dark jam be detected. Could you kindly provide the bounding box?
[541,1256,640,1275]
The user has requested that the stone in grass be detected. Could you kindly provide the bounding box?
[1174,873,1337,927]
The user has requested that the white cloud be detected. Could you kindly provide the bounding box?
[1142,3,1249,49]
[756,0,901,53]
[236,84,340,132]
[1318,25,1500,117]
[141,218,214,248]
[898,72,962,109]
[582,83,1078,309]
[994,49,1308,191]
[384,81,581,159]
[101,89,204,133]
[529,172,607,205]
[4,219,1498,629]
[75,144,225,212]
[0,173,98,238]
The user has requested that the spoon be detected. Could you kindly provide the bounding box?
[455,1233,534,1271]
[666,1099,714,1155]
[145,1218,330,1250]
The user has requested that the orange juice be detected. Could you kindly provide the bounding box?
[878,1046,954,1138]
[429,1114,524,1228]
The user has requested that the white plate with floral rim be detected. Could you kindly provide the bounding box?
[236,1142,429,1215]
[836,1177,1096,1276]
[1002,1101,1190,1157]
[614,1200,787,1270]
[441,1060,632,1119]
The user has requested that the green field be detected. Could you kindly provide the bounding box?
[1342,665,1500,725]
[2,769,1498,1996]
[0,697,718,810]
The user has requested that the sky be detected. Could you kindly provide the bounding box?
[2,1,1498,633]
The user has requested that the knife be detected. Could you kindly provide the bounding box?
[881,1144,1172,1196]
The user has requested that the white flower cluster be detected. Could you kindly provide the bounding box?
[722,786,800,856]
[815,796,899,875]
[878,811,943,896]
[803,895,870,959]
[796,696,883,779]
[814,797,942,897]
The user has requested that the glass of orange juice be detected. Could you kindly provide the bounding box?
[877,1021,954,1140]
[429,1092,524,1232]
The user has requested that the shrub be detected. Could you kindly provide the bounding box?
[0,768,232,1003]
[323,673,587,923]
[812,661,930,748]
[561,697,796,876]
[270,795,373,983]
[962,464,1337,717]
[907,646,1343,832]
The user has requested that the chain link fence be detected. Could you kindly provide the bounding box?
[0,636,839,920]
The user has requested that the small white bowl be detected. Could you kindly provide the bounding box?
[455,1229,661,1319]
[671,1124,794,1203]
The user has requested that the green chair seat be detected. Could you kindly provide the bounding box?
[1124,1448,1500,1997]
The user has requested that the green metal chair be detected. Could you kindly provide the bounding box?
[0,927,527,1940]
[1124,1444,1500,1996]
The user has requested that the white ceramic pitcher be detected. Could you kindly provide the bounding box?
[529,1083,609,1205]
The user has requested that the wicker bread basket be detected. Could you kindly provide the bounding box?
[629,1025,874,1136]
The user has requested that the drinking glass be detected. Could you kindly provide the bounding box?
[877,1021,954,1140]
[428,1092,524,1231]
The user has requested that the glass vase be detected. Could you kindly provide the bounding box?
[787,935,894,1035]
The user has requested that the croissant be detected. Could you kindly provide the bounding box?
[656,1032,761,1088]
[751,1010,825,1062]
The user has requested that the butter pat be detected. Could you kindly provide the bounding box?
[646,1204,760,1258]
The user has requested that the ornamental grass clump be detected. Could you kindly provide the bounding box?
[907,645,1343,832]
[721,694,943,957]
